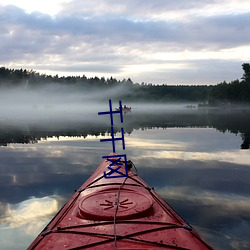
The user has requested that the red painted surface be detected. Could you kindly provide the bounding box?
[28,154,213,249]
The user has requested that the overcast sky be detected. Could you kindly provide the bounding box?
[0,0,250,85]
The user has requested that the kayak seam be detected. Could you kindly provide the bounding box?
[56,220,183,230]
[55,225,191,250]
[113,175,129,249]
[80,182,142,190]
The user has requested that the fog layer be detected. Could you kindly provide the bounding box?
[0,85,196,125]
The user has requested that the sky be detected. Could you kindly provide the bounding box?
[0,0,250,85]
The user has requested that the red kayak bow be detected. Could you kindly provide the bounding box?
[28,154,213,249]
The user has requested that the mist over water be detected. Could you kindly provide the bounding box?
[1,84,250,148]
[0,84,250,249]
[0,85,101,121]
[0,84,196,125]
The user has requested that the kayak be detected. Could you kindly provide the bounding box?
[28,153,213,249]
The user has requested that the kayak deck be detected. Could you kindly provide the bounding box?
[28,154,213,249]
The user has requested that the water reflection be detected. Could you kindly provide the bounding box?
[0,196,59,228]
[0,108,250,249]
[0,196,62,250]
[0,107,250,149]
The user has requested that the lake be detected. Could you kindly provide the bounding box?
[0,104,250,249]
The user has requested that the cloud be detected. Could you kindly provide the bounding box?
[0,196,61,249]
[58,0,234,19]
[0,1,250,84]
[9,6,248,49]
[0,196,59,228]
[157,186,250,216]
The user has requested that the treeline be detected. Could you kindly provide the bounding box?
[0,63,249,104]
[208,63,250,105]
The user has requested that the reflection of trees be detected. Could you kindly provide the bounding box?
[241,133,250,149]
[0,131,38,146]
[201,109,250,149]
[0,109,250,149]
[0,122,111,146]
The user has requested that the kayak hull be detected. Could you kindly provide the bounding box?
[28,154,213,249]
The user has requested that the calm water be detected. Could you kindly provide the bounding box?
[0,105,250,249]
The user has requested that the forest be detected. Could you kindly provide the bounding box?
[0,63,249,104]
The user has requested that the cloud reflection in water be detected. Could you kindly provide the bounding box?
[0,127,250,249]
[0,196,61,250]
